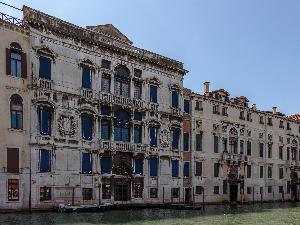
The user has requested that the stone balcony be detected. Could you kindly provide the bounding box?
[99,92,145,109]
[33,78,53,90]
[99,140,148,154]
[81,88,96,99]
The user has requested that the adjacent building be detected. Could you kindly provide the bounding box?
[0,5,300,210]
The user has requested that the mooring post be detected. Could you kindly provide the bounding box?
[252,186,255,203]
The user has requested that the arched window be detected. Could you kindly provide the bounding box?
[10,94,23,129]
[114,110,130,142]
[229,128,238,154]
[6,42,27,78]
[115,65,130,97]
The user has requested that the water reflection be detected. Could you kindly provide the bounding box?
[1,203,300,225]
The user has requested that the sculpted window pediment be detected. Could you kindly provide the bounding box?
[35,46,56,60]
[79,59,97,71]
[169,83,182,92]
[148,77,161,86]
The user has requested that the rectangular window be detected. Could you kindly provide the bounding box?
[279,167,284,179]
[260,166,264,179]
[149,157,158,177]
[172,129,181,150]
[134,112,142,121]
[40,187,51,202]
[268,144,272,158]
[279,186,283,194]
[214,186,219,195]
[171,188,179,198]
[101,59,111,69]
[183,162,190,177]
[82,188,93,201]
[134,68,142,78]
[287,147,290,160]
[240,140,244,154]
[7,148,19,173]
[196,186,203,195]
[134,159,143,175]
[214,163,219,177]
[82,153,92,174]
[40,149,51,172]
[172,160,179,177]
[247,187,252,195]
[101,74,111,92]
[150,127,158,147]
[82,115,93,140]
[150,188,158,198]
[287,181,291,194]
[8,179,19,201]
[171,91,179,108]
[184,99,190,114]
[134,82,142,99]
[134,125,142,144]
[39,108,52,135]
[214,135,219,153]
[101,157,111,174]
[195,161,202,176]
[279,146,283,160]
[259,143,264,158]
[39,56,51,80]
[247,141,252,156]
[268,167,272,178]
[196,133,203,151]
[195,101,203,111]
[247,165,251,178]
[10,52,22,77]
[183,133,190,151]
[150,85,158,103]
[101,120,110,140]
[102,180,111,199]
[115,80,130,97]
[82,66,92,89]
[268,186,272,194]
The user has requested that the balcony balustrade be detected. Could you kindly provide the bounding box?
[99,92,145,109]
[81,88,95,99]
[222,152,247,163]
[33,78,53,90]
[99,140,148,153]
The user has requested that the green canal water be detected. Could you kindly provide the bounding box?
[1,203,300,225]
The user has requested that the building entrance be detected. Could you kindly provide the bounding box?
[230,184,238,202]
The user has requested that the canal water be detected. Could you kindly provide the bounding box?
[1,203,300,225]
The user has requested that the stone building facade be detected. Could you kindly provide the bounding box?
[0,5,300,210]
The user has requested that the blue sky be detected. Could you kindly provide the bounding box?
[2,0,300,115]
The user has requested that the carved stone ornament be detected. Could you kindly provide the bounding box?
[213,124,219,132]
[160,129,170,148]
[222,125,227,133]
[196,120,202,130]
[58,115,77,136]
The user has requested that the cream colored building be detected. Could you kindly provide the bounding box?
[0,5,299,210]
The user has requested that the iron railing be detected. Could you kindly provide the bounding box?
[0,11,23,27]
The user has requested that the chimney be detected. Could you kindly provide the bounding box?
[272,106,277,114]
[204,82,210,95]
[252,104,257,111]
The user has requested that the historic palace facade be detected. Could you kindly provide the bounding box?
[1,6,300,210]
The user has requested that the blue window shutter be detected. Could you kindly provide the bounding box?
[40,109,52,135]
[122,127,130,142]
[172,129,181,150]
[82,67,92,89]
[82,153,92,174]
[172,160,179,177]
[150,85,158,103]
[134,159,143,175]
[183,162,190,177]
[40,149,51,172]
[184,133,189,151]
[150,158,158,176]
[172,91,179,108]
[114,127,122,141]
[134,125,142,144]
[184,99,190,113]
[39,56,51,80]
[101,157,111,174]
[82,116,93,140]
[150,127,157,147]
[101,121,110,140]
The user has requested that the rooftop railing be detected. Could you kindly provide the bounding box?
[0,11,23,27]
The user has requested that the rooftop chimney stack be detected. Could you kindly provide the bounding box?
[272,107,277,115]
[252,104,257,111]
[204,82,210,95]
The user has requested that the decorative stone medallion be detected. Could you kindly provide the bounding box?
[160,129,170,148]
[58,115,76,136]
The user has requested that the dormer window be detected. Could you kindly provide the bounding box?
[195,101,203,111]
[213,105,220,115]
